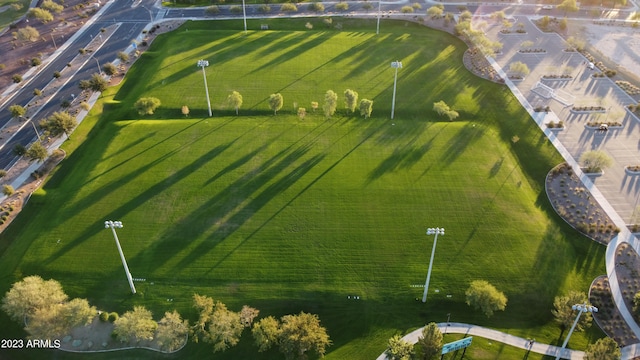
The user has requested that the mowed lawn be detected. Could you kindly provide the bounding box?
[0,19,606,359]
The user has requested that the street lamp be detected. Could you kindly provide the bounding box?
[197,60,212,117]
[422,227,444,303]
[376,0,382,35]
[555,304,598,360]
[242,0,247,34]
[390,60,402,120]
[104,221,137,294]
[91,55,101,75]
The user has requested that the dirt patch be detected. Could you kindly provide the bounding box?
[545,162,620,245]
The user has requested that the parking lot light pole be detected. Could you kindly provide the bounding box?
[423,227,444,303]
[390,60,402,119]
[555,304,597,360]
[105,221,136,294]
[376,0,381,35]
[197,60,212,117]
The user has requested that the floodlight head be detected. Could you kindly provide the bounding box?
[391,61,403,69]
[197,59,209,68]
[572,305,579,311]
[426,227,445,236]
[105,221,110,228]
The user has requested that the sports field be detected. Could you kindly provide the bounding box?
[0,19,606,359]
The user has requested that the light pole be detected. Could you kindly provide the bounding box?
[376,0,382,35]
[104,221,137,294]
[92,55,101,74]
[555,304,597,360]
[242,0,247,34]
[197,60,212,117]
[423,227,444,303]
[390,60,402,120]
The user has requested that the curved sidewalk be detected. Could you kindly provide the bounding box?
[375,322,585,360]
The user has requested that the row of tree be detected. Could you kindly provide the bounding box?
[1,276,331,358]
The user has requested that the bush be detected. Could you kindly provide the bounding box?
[308,2,323,12]
[13,144,26,156]
[0,170,7,178]
[103,62,117,76]
[3,185,15,196]
[31,57,42,66]
[12,74,22,83]
[53,71,61,79]
[99,311,109,322]
[108,312,119,322]
[401,6,414,13]
[117,51,129,62]
[281,3,298,12]
[33,88,42,96]
[335,2,348,11]
[257,4,270,13]
[229,5,242,13]
[205,5,220,14]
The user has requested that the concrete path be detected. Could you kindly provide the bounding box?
[375,322,585,360]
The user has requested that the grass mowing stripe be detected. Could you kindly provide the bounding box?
[0,19,606,359]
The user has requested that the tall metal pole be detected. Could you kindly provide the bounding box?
[423,227,444,302]
[242,0,247,34]
[197,60,212,117]
[376,0,381,35]
[390,60,402,120]
[555,304,597,360]
[51,33,57,50]
[31,121,42,141]
[105,221,136,294]
[93,56,101,74]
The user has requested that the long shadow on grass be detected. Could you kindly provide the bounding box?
[438,122,486,165]
[129,142,317,273]
[51,119,233,230]
[43,141,236,266]
[250,32,336,74]
[200,119,388,276]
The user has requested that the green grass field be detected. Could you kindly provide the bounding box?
[0,0,29,31]
[0,19,607,359]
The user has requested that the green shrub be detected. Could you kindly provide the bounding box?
[229,5,242,13]
[308,2,323,12]
[0,170,7,178]
[258,4,270,13]
[99,311,109,322]
[12,74,22,83]
[281,3,297,12]
[205,5,219,14]
[2,185,15,196]
[108,312,119,322]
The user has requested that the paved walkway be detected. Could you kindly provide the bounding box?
[375,322,585,360]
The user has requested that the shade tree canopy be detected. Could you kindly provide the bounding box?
[584,337,621,360]
[39,111,77,137]
[344,89,359,113]
[359,99,373,119]
[417,322,443,360]
[580,150,613,173]
[465,280,507,317]
[1,276,68,323]
[113,306,158,343]
[269,93,284,115]
[385,334,414,360]
[433,100,459,121]
[134,97,161,115]
[191,294,246,353]
[552,291,592,331]
[155,310,189,352]
[228,91,243,115]
[323,90,338,118]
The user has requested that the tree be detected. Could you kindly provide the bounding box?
[278,312,331,360]
[1,276,68,323]
[281,3,298,12]
[584,337,621,360]
[26,298,95,339]
[13,144,26,156]
[89,73,108,92]
[386,334,414,360]
[155,310,189,352]
[239,305,259,328]
[557,0,579,14]
[191,294,244,353]
[28,8,54,23]
[308,2,323,12]
[433,100,459,121]
[580,150,613,173]
[228,91,243,115]
[459,10,472,21]
[117,51,129,62]
[134,97,161,115]
[269,93,283,115]
[323,90,338,118]
[39,111,77,137]
[344,89,359,113]
[113,306,158,343]
[490,10,506,21]
[566,36,586,51]
[509,61,530,78]
[401,6,414,13]
[252,316,280,352]
[552,291,592,331]
[8,104,26,118]
[103,62,117,76]
[41,0,63,13]
[181,105,190,117]
[359,99,373,119]
[311,101,319,112]
[416,322,443,360]
[26,142,48,162]
[297,107,306,120]
[16,26,40,42]
[3,185,15,196]
[426,6,443,18]
[465,280,507,317]
[336,2,348,11]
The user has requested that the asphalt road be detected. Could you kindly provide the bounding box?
[0,0,636,169]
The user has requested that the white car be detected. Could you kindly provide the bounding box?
[541,5,554,9]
